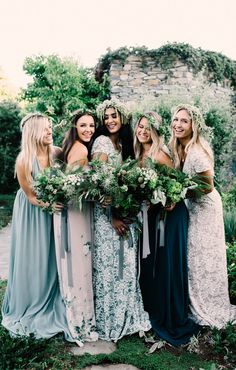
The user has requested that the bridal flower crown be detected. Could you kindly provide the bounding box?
[172,104,213,137]
[96,98,131,123]
[134,112,166,137]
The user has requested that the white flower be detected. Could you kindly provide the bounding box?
[151,189,166,206]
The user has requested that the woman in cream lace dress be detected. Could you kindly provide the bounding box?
[91,99,151,342]
[169,104,236,329]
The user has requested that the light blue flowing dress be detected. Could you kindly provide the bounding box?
[1,159,72,340]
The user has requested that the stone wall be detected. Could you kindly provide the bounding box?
[109,55,234,104]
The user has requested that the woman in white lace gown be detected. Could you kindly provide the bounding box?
[169,104,236,329]
[91,99,151,342]
[54,110,98,346]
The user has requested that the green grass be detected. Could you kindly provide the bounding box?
[0,281,216,370]
[0,195,234,369]
[0,194,15,230]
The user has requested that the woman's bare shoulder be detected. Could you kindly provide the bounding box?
[154,150,173,167]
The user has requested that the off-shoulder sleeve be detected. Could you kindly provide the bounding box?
[91,135,113,156]
[191,146,213,173]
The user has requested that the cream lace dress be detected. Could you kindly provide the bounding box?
[91,135,151,341]
[183,145,236,329]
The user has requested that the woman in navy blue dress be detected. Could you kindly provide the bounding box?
[134,112,199,346]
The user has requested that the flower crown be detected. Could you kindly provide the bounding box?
[134,111,166,137]
[20,112,47,130]
[54,109,96,132]
[96,98,131,124]
[171,104,213,137]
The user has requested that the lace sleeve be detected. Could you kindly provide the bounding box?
[191,147,213,173]
[91,135,113,156]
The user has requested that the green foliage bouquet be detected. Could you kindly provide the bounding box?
[144,158,199,205]
[114,158,198,210]
[34,164,68,213]
[33,158,203,217]
[33,164,85,213]
[68,160,118,209]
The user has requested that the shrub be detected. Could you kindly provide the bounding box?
[227,242,236,303]
[212,322,236,364]
[0,100,22,193]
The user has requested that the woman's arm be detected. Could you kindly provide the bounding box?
[67,142,88,167]
[154,150,173,168]
[92,152,108,162]
[195,169,214,194]
[16,159,41,206]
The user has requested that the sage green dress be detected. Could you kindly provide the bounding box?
[91,135,151,342]
[1,159,72,340]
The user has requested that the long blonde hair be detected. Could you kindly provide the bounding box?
[17,113,53,183]
[169,104,214,169]
[133,112,169,161]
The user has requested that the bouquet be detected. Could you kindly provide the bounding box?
[144,158,198,206]
[67,159,118,209]
[33,164,69,213]
[113,158,200,209]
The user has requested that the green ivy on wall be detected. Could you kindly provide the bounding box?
[96,43,236,89]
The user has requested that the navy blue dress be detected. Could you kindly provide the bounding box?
[139,201,200,346]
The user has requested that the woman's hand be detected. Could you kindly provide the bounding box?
[53,202,64,213]
[111,216,128,236]
[101,196,112,208]
[164,203,176,212]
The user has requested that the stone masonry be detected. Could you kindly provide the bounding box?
[108,55,234,103]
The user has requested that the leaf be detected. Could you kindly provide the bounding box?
[148,340,165,353]
[139,330,145,338]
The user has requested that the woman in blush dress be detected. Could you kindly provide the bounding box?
[169,103,236,329]
[54,110,98,346]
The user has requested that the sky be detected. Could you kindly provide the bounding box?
[1,0,236,90]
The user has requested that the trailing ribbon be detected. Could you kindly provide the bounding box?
[118,227,133,280]
[60,208,73,287]
[89,202,94,256]
[153,210,166,277]
[158,219,165,247]
[118,236,124,280]
[142,202,150,259]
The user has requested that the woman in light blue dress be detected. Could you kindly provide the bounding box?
[91,99,151,342]
[1,113,72,340]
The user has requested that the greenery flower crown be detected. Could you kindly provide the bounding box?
[54,108,96,131]
[171,104,213,137]
[96,98,131,123]
[134,112,166,137]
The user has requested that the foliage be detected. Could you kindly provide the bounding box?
[224,210,236,244]
[223,183,236,244]
[222,183,236,210]
[21,54,109,144]
[0,194,15,230]
[204,108,232,185]
[33,164,72,213]
[212,322,236,364]
[227,242,236,302]
[33,158,201,220]
[0,100,22,193]
[96,43,236,88]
